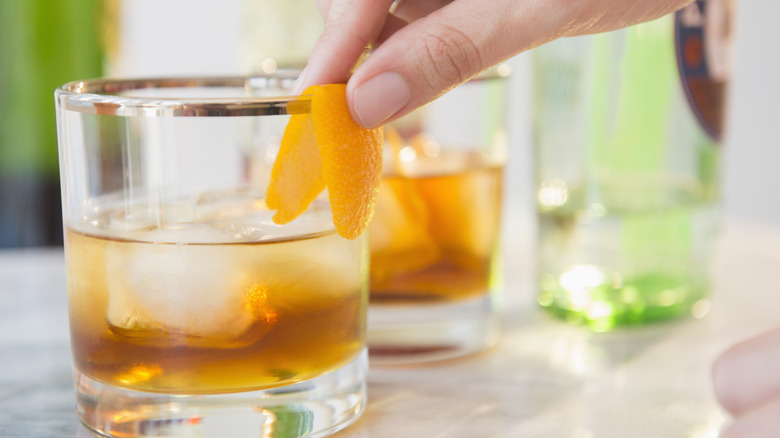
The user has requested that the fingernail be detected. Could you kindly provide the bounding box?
[291,65,309,95]
[352,72,410,128]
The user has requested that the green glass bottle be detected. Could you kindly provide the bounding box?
[533,0,733,330]
[0,0,106,247]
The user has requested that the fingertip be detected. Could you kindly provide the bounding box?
[719,397,780,438]
[712,328,780,416]
[348,71,411,128]
[712,343,743,415]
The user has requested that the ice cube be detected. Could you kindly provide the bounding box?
[194,187,265,221]
[105,238,260,348]
[369,178,439,282]
[239,231,362,311]
[417,165,501,264]
[104,201,199,236]
[134,222,235,244]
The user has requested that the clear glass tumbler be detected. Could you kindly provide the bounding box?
[55,75,367,437]
[532,0,732,330]
[367,68,509,364]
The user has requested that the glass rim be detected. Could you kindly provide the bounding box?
[55,65,510,118]
[55,72,310,117]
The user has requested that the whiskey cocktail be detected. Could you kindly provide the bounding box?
[56,76,367,437]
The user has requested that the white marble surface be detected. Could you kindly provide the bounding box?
[330,222,780,438]
[1,222,780,437]
[0,250,75,438]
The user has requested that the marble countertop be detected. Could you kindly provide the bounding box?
[2,221,779,437]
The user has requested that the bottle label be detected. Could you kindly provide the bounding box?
[675,0,733,141]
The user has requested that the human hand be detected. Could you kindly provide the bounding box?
[295,0,695,128]
[713,327,780,437]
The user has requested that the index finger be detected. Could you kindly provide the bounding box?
[295,0,396,93]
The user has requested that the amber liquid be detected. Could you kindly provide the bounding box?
[369,150,503,303]
[65,226,365,395]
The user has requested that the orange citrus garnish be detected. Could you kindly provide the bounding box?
[266,84,384,239]
[266,113,325,224]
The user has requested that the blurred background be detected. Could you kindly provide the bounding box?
[1,0,778,248]
[0,0,108,246]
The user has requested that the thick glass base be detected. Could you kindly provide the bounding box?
[367,294,500,365]
[538,270,710,332]
[74,351,367,438]
[536,194,720,332]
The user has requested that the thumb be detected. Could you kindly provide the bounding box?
[346,0,567,128]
